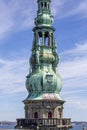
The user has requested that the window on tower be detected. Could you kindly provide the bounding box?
[41,2,43,8]
[45,37,49,46]
[40,37,43,44]
[38,32,43,45]
[45,2,47,8]
[48,111,52,118]
[45,32,49,46]
[34,112,38,118]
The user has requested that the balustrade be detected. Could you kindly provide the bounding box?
[16,118,72,128]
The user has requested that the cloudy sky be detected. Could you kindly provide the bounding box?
[0,0,87,121]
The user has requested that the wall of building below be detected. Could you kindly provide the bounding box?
[24,100,64,119]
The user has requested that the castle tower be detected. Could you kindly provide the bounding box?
[16,0,72,130]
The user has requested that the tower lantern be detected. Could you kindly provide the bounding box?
[15,0,72,129]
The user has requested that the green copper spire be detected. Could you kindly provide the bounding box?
[15,1,72,129]
[25,0,63,101]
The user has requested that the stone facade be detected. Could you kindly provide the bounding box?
[24,100,64,119]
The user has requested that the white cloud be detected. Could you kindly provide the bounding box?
[51,0,87,19]
[0,57,28,94]
[0,0,14,39]
[58,41,87,116]
[65,97,87,110]
[66,0,87,18]
[0,0,87,40]
[61,42,87,56]
[0,0,36,40]
[63,96,87,121]
[51,0,65,16]
[59,41,87,80]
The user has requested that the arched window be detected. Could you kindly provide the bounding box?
[34,112,38,118]
[45,32,49,46]
[45,2,47,8]
[38,32,43,45]
[45,37,49,46]
[41,2,43,8]
[48,111,52,118]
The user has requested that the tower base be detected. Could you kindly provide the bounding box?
[15,100,72,130]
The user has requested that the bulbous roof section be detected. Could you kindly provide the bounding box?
[35,14,54,27]
[26,69,62,100]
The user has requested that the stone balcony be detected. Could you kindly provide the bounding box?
[15,118,72,129]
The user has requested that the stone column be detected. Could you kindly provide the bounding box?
[40,2,41,9]
[36,32,39,45]
[43,2,44,9]
[48,33,51,47]
[34,32,36,44]
[38,3,40,10]
[52,33,55,47]
[51,33,54,47]
[47,3,49,9]
[24,105,28,119]
[42,32,45,45]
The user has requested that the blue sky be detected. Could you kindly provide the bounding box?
[0,0,87,121]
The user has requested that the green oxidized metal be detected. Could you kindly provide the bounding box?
[25,0,63,101]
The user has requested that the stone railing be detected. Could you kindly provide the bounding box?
[15,118,72,129]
